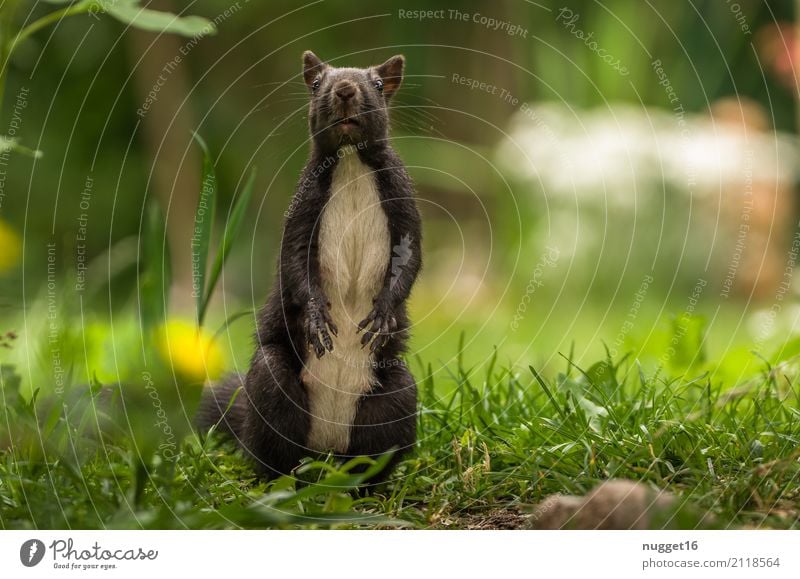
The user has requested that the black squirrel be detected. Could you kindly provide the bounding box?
[196,51,422,480]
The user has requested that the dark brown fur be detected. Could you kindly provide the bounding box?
[197,52,422,482]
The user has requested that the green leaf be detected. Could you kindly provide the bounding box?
[100,0,216,37]
[139,201,170,330]
[202,168,257,322]
[577,396,609,433]
[192,133,217,325]
[585,360,617,390]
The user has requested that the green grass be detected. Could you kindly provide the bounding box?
[1,334,798,530]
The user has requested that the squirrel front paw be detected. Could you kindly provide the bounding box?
[357,297,397,352]
[305,296,338,358]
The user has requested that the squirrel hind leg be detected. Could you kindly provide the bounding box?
[345,361,417,484]
[239,344,312,479]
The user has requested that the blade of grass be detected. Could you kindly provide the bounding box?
[201,167,257,324]
[530,365,567,421]
[212,307,256,342]
[192,132,217,325]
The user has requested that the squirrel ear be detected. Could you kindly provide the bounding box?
[375,55,404,98]
[302,51,326,89]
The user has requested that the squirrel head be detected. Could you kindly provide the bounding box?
[302,51,404,153]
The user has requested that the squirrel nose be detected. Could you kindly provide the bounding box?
[334,81,357,101]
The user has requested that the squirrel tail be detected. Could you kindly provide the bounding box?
[195,374,247,438]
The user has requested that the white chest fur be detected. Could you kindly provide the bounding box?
[303,146,391,453]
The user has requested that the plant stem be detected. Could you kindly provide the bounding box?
[8,3,92,53]
[0,1,92,126]
[0,0,22,122]
[0,48,8,121]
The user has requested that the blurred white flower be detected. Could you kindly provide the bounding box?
[498,102,800,208]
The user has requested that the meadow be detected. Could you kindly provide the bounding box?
[2,311,798,529]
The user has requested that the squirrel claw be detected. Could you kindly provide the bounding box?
[357,303,396,351]
[306,297,336,357]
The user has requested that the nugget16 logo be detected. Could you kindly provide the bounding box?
[20,539,46,567]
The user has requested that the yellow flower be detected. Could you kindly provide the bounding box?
[0,219,21,274]
[157,319,225,383]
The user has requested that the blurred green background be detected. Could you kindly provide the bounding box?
[1,0,799,393]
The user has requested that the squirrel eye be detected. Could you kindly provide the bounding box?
[312,78,320,92]
[374,79,384,92]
